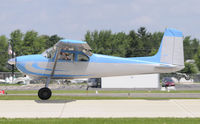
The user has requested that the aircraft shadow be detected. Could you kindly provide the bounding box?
[34,100,76,104]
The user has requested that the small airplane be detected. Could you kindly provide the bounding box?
[8,28,184,100]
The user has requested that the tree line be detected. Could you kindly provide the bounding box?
[0,27,199,74]
[0,30,62,71]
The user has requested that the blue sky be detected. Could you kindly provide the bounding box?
[0,0,199,40]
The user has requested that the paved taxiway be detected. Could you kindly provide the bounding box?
[7,93,200,98]
[0,99,200,118]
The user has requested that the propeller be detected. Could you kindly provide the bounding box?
[7,39,16,83]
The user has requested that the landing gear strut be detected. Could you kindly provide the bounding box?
[38,87,52,100]
[38,47,60,100]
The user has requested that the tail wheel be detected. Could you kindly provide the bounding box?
[38,87,52,100]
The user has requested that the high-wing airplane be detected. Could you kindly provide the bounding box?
[8,28,184,100]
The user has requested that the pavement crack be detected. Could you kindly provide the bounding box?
[172,100,195,117]
[59,102,66,118]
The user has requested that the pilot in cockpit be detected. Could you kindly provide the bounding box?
[65,52,72,61]
[59,51,72,61]
[60,52,66,60]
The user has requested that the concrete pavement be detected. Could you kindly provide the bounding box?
[0,99,200,118]
[7,93,200,98]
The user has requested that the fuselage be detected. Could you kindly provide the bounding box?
[10,53,184,79]
[7,28,185,100]
[7,28,185,80]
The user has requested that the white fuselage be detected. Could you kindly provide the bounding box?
[21,60,184,79]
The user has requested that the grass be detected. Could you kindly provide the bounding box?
[0,118,200,124]
[99,90,200,93]
[0,84,23,86]
[1,90,200,100]
[0,95,200,100]
[4,90,200,94]
[5,90,95,94]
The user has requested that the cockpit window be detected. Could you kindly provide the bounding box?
[42,47,56,59]
[82,49,93,56]
[59,51,74,61]
[42,47,89,62]
[78,54,89,61]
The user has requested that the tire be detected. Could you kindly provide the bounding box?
[38,87,52,100]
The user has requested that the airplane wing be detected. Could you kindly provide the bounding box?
[55,39,92,51]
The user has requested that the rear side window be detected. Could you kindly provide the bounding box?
[78,54,89,61]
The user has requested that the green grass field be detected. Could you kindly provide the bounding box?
[0,118,200,124]
[4,90,200,94]
[0,89,198,100]
[0,84,23,86]
[0,95,199,100]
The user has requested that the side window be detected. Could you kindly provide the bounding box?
[78,54,89,61]
[59,51,74,61]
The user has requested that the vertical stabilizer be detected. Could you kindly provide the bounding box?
[156,28,184,66]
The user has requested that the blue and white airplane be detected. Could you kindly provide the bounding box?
[8,28,184,100]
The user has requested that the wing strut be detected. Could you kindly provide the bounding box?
[45,48,60,87]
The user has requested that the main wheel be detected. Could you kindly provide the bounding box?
[38,87,52,100]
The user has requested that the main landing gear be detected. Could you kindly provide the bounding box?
[38,78,52,100]
[38,87,52,100]
[38,47,60,100]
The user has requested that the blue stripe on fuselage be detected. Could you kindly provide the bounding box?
[32,63,64,71]
[89,54,162,64]
[16,62,91,78]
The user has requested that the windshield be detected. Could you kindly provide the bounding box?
[42,47,56,59]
